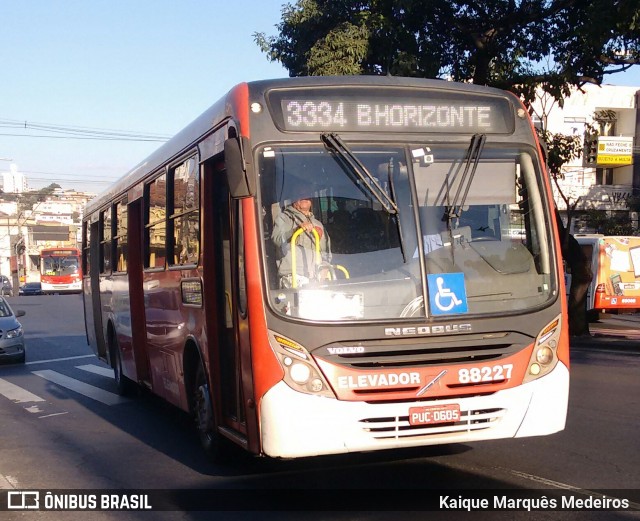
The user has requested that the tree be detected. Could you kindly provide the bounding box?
[535,127,592,336]
[255,0,640,106]
[537,128,584,238]
[255,0,640,335]
[17,183,63,214]
[584,209,635,235]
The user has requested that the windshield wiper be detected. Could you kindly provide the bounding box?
[383,158,407,262]
[442,133,486,223]
[321,132,399,215]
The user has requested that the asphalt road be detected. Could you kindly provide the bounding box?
[0,295,638,520]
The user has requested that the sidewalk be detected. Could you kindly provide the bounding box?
[571,312,640,350]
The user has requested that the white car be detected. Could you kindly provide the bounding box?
[0,297,26,363]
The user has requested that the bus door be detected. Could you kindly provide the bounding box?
[204,163,250,438]
[126,198,151,384]
[88,220,107,359]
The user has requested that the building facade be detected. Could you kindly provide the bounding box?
[531,84,640,233]
[0,181,94,286]
[1,164,28,194]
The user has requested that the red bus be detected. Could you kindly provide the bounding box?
[82,76,569,461]
[40,247,82,294]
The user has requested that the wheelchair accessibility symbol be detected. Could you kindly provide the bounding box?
[427,273,468,315]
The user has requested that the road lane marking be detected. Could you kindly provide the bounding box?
[510,470,579,490]
[0,475,19,489]
[38,412,69,419]
[76,364,113,378]
[0,378,46,403]
[25,333,86,340]
[31,370,127,406]
[510,470,640,509]
[25,354,95,366]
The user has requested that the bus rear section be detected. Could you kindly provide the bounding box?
[40,248,83,294]
[574,235,640,313]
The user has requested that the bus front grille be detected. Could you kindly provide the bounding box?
[315,332,530,369]
[359,407,504,439]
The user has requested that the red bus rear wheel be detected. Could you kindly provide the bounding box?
[111,333,136,397]
[193,363,226,461]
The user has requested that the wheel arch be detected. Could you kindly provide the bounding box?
[183,335,206,413]
[105,318,117,368]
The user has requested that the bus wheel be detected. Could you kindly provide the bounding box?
[193,363,225,461]
[587,309,601,323]
[112,338,136,396]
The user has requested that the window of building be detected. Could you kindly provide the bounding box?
[563,116,586,137]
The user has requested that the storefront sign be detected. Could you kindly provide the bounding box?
[597,136,633,165]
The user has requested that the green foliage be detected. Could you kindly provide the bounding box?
[8,183,63,214]
[307,22,370,75]
[256,0,640,105]
[628,195,640,212]
[536,129,583,179]
[584,209,638,235]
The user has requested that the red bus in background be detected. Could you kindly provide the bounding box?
[40,247,82,294]
[82,76,569,462]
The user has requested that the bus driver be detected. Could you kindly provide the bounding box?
[272,188,332,288]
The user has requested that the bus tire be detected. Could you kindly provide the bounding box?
[112,336,137,397]
[193,363,227,462]
[587,309,600,323]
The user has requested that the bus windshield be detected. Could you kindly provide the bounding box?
[259,142,555,322]
[42,255,80,276]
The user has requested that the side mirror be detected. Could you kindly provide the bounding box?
[224,136,255,198]
[15,310,25,317]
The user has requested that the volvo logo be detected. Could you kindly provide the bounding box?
[384,324,472,337]
[327,346,366,355]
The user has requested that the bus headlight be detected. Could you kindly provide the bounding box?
[536,346,554,365]
[268,330,336,398]
[289,362,311,384]
[523,314,562,383]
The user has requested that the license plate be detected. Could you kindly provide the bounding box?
[409,404,461,426]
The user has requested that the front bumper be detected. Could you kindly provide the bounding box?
[260,363,569,458]
[0,344,25,363]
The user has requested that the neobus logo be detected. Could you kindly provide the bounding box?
[384,324,472,337]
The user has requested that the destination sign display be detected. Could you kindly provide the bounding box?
[44,250,76,256]
[268,88,514,134]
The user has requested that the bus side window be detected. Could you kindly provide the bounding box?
[100,207,112,274]
[170,156,200,267]
[83,220,91,275]
[115,200,128,272]
[145,173,167,269]
[262,203,280,288]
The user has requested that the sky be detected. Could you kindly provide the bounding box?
[1,1,640,195]
[0,0,289,194]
